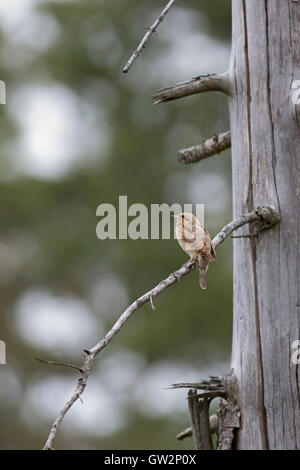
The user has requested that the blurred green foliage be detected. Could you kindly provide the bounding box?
[0,0,232,449]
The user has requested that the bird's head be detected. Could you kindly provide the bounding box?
[173,212,198,225]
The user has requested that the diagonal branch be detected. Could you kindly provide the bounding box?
[42,206,279,450]
[212,206,279,248]
[151,73,232,105]
[123,0,176,73]
[179,131,231,164]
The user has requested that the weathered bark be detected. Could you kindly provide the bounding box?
[187,391,213,450]
[178,131,231,164]
[229,0,300,449]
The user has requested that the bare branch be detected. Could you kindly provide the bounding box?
[36,358,84,373]
[43,261,195,450]
[170,378,224,391]
[212,206,280,248]
[88,263,196,359]
[43,207,279,450]
[122,0,176,73]
[170,377,226,400]
[43,353,93,450]
[151,73,232,105]
[179,131,231,164]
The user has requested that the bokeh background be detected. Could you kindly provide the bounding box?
[0,0,232,449]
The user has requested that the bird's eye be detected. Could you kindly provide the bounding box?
[181,215,184,219]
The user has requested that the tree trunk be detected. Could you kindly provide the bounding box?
[229,0,300,449]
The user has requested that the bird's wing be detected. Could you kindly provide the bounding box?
[183,223,205,251]
[202,228,216,260]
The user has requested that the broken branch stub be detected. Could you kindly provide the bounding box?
[179,131,231,164]
[188,390,213,450]
[151,73,232,105]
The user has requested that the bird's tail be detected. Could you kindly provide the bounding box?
[199,268,207,290]
[197,257,209,290]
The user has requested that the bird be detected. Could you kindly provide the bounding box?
[174,212,216,289]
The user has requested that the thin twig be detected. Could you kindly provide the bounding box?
[171,383,224,391]
[171,378,226,399]
[179,131,231,164]
[123,0,176,73]
[170,377,223,390]
[36,358,84,373]
[42,206,279,450]
[151,73,232,104]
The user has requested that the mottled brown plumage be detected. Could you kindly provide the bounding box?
[174,212,216,289]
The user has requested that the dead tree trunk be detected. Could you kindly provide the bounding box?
[229,0,300,449]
